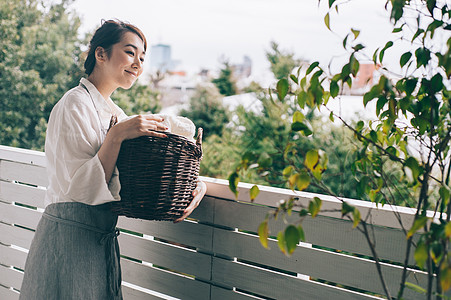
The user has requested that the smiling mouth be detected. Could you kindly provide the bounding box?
[125,70,137,77]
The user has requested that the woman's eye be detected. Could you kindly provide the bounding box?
[140,58,145,63]
[126,51,134,56]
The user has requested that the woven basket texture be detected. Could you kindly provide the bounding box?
[111,128,203,221]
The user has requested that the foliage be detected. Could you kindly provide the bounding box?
[0,0,83,150]
[0,0,162,150]
[211,60,238,96]
[111,80,161,115]
[266,41,304,80]
[180,83,230,139]
[230,0,451,298]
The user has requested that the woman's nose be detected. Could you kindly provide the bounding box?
[132,57,142,69]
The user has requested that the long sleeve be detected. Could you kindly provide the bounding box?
[44,84,121,206]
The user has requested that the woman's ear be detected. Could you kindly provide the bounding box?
[94,46,107,63]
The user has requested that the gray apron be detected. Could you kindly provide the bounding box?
[20,81,122,299]
[19,202,122,300]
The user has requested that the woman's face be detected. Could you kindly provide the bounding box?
[103,31,146,90]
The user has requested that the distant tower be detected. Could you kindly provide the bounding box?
[150,44,172,72]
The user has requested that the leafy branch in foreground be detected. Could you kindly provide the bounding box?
[229,0,451,299]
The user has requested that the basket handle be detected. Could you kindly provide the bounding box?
[196,128,203,146]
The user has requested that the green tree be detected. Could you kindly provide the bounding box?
[180,83,230,139]
[211,60,238,96]
[266,41,303,80]
[0,0,82,150]
[231,0,451,298]
[112,81,161,116]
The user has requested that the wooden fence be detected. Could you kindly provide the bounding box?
[0,145,437,299]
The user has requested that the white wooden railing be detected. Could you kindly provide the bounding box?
[0,145,437,299]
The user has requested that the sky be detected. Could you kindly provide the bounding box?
[70,0,402,82]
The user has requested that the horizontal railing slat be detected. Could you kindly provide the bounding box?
[118,233,212,279]
[211,257,382,300]
[121,258,211,300]
[0,160,48,187]
[0,265,23,291]
[117,217,213,251]
[212,228,426,298]
[121,285,163,300]
[0,223,35,250]
[0,285,19,300]
[0,202,42,230]
[213,197,415,264]
[0,181,46,208]
[210,286,263,300]
[0,146,46,167]
[0,244,28,270]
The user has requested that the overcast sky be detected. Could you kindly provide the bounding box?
[70,0,401,81]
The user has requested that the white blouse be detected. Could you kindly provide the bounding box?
[44,78,127,207]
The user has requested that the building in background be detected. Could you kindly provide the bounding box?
[149,44,179,73]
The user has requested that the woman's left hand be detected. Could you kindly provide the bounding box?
[174,180,207,223]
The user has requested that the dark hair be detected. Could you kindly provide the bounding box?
[84,19,147,75]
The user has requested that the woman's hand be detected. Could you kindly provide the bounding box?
[109,114,168,143]
[98,114,168,183]
[174,180,207,223]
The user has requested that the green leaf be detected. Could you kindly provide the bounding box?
[228,172,240,198]
[258,152,273,168]
[352,44,365,51]
[440,186,451,207]
[285,225,300,255]
[405,282,427,294]
[379,41,393,63]
[342,34,349,49]
[350,56,360,77]
[306,62,319,75]
[329,111,334,122]
[414,241,428,269]
[405,156,421,181]
[415,47,431,68]
[330,80,339,97]
[440,261,451,291]
[400,52,412,68]
[412,28,425,42]
[328,0,336,8]
[276,78,289,101]
[405,78,417,95]
[309,197,322,218]
[250,185,260,201]
[324,13,330,30]
[445,222,451,238]
[258,221,269,249]
[277,231,286,254]
[427,0,436,15]
[290,74,298,84]
[291,122,312,136]
[297,91,307,108]
[305,149,319,171]
[298,225,305,242]
[355,120,364,131]
[392,24,404,33]
[296,171,311,191]
[407,216,428,239]
[351,28,360,39]
[283,165,294,177]
[352,208,361,228]
[341,202,354,217]
[293,111,304,123]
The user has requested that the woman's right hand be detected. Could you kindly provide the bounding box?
[109,114,168,143]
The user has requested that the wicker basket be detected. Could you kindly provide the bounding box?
[111,128,203,221]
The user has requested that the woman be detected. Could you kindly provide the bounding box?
[19,20,207,300]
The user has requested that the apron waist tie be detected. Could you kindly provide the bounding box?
[42,212,122,298]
